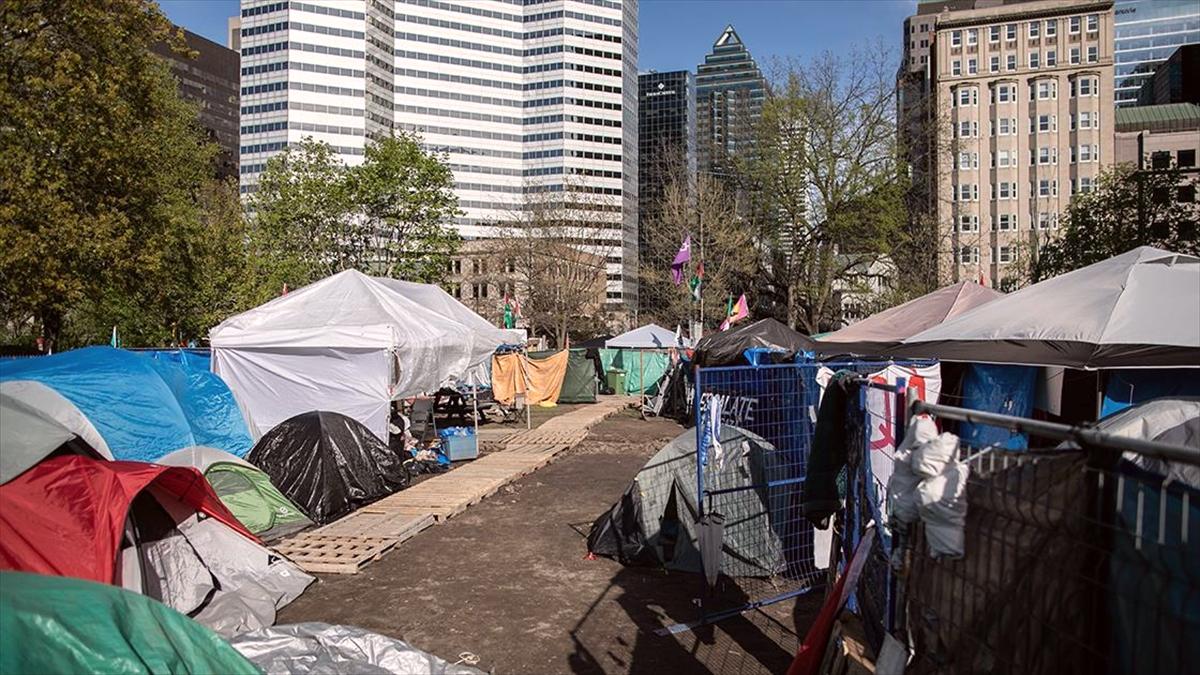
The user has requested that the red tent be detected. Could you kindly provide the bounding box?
[0,455,253,585]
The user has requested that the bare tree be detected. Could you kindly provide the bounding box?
[489,181,618,347]
[744,45,909,333]
[639,163,756,332]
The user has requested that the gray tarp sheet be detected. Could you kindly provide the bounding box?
[230,622,484,674]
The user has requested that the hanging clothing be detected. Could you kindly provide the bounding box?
[803,370,860,528]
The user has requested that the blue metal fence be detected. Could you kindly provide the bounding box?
[691,360,923,625]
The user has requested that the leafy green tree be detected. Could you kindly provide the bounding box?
[244,134,460,305]
[0,0,232,348]
[1034,163,1200,281]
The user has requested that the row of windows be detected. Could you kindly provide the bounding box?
[242,100,366,118]
[241,40,365,60]
[953,246,1023,266]
[392,67,621,95]
[949,14,1100,48]
[241,20,365,41]
[403,0,620,28]
[952,176,1096,203]
[952,45,1099,75]
[242,1,364,21]
[955,213,1058,232]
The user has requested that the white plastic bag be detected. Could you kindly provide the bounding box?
[912,432,961,478]
[917,459,970,558]
[887,448,922,525]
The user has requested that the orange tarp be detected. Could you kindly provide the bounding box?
[491,350,569,405]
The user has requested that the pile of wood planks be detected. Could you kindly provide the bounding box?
[274,396,635,574]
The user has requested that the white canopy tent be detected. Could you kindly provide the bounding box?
[606,323,690,349]
[210,270,511,440]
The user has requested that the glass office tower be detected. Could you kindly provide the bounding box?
[1114,0,1200,106]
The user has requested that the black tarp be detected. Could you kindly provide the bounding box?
[246,411,410,525]
[559,349,598,403]
[691,318,816,367]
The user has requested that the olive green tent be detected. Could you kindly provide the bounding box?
[158,445,313,541]
[559,349,598,403]
[0,571,259,674]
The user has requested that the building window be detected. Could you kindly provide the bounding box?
[1028,21,1039,39]
[921,23,929,32]
[997,181,1015,200]
[957,246,980,265]
[1069,16,1081,34]
[1029,51,1040,69]
[958,214,979,232]
[996,149,1012,167]
[1086,14,1098,33]
[990,56,1000,73]
[990,26,1001,43]
[1038,178,1057,196]
[1074,77,1097,97]
[1045,19,1056,37]
[1038,147,1055,165]
[997,117,1015,135]
[1006,23,1017,41]
[1150,150,1171,170]
[1087,45,1098,63]
[1179,149,1196,168]
[996,213,1016,230]
[958,87,977,106]
[1076,176,1094,194]
[1036,114,1055,133]
[1038,212,1057,230]
[951,30,962,47]
[967,29,978,46]
[920,38,929,48]
[1007,54,1017,71]
[1046,50,1057,67]
[957,120,978,138]
[952,60,962,76]
[1070,47,1080,64]
[959,151,978,169]
[1036,80,1056,100]
[996,245,1015,264]
[968,58,978,75]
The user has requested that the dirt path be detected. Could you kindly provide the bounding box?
[279,410,816,674]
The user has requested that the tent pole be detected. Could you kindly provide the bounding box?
[639,350,645,420]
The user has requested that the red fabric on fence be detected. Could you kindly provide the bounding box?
[787,528,876,675]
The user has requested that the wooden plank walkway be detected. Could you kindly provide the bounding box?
[275,396,635,574]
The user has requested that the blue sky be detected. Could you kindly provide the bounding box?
[161,0,917,71]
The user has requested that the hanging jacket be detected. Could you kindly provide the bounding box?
[803,370,859,528]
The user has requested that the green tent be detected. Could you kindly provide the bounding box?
[158,446,313,541]
[598,349,670,396]
[0,571,259,674]
[559,349,598,403]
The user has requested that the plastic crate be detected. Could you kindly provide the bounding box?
[441,434,478,461]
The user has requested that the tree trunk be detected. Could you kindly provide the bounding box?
[40,309,63,353]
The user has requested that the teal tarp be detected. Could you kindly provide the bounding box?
[597,349,670,395]
[0,571,259,674]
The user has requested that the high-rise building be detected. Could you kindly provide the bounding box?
[153,27,240,178]
[237,0,639,309]
[637,70,695,312]
[696,25,766,181]
[1136,44,1200,105]
[1113,0,1200,107]
[899,0,1116,287]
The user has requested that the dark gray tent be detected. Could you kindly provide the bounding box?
[692,318,815,367]
[587,425,786,578]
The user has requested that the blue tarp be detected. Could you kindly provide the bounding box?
[0,347,252,461]
[960,364,1038,450]
[1101,369,1200,418]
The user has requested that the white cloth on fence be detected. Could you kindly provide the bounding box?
[886,420,969,558]
[911,432,960,478]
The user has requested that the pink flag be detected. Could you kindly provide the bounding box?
[719,293,749,331]
[670,235,692,285]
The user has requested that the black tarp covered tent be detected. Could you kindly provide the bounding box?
[587,425,786,578]
[246,411,410,525]
[692,318,816,367]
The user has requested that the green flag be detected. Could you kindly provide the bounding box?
[688,274,701,302]
[503,297,515,329]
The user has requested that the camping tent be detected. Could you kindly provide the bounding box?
[0,347,254,461]
[0,572,259,674]
[899,247,1200,369]
[814,282,1002,357]
[158,446,313,541]
[606,323,689,349]
[247,411,410,525]
[692,318,816,367]
[211,270,512,440]
[0,381,110,483]
[0,455,313,636]
[558,349,598,403]
[587,425,786,578]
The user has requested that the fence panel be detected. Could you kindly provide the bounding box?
[692,361,923,623]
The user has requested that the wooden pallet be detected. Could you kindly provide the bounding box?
[274,535,398,574]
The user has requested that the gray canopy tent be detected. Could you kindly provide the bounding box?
[896,247,1200,369]
[814,281,1002,358]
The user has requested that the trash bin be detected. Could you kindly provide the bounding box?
[438,426,478,461]
[606,369,626,395]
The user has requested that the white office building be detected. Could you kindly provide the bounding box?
[238,0,639,307]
